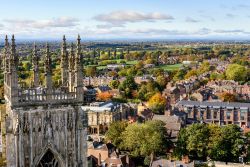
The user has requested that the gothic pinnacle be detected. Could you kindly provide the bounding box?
[5,35,8,47]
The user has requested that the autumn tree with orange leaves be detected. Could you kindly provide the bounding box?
[148,93,166,114]
[97,92,113,101]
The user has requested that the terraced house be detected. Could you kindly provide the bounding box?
[177,100,250,128]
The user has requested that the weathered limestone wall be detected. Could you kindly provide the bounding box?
[5,104,87,167]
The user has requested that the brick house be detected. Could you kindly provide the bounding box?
[177,100,250,128]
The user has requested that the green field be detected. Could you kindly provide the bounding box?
[86,59,181,71]
[154,64,182,71]
[126,60,138,65]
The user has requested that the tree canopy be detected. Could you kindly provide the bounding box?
[147,93,166,114]
[226,64,247,82]
[120,120,168,157]
[174,123,245,162]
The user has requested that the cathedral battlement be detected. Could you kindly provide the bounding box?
[3,35,84,108]
[4,86,81,107]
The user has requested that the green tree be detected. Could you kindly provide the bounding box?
[105,121,128,148]
[174,128,189,159]
[185,124,209,160]
[207,124,223,160]
[109,80,120,89]
[173,68,187,81]
[119,75,137,98]
[185,69,198,79]
[23,62,32,71]
[219,125,244,162]
[226,64,247,82]
[175,124,244,162]
[199,61,211,74]
[156,75,167,90]
[85,66,97,77]
[174,124,209,160]
[121,120,168,157]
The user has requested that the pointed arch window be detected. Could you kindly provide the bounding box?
[37,149,59,167]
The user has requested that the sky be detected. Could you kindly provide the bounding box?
[1,0,250,40]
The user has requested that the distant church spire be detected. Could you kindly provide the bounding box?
[60,35,69,86]
[32,43,40,87]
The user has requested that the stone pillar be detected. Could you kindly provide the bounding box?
[29,111,33,167]
[64,111,68,166]
[18,113,24,167]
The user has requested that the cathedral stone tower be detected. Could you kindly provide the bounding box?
[3,35,87,167]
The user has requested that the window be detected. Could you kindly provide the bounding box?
[240,112,245,121]
[213,111,217,119]
[234,111,238,121]
[207,110,211,119]
[200,110,204,118]
[226,111,231,120]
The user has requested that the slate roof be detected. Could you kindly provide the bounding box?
[178,100,250,108]
[97,85,112,92]
[81,101,120,112]
[151,159,194,167]
[152,115,181,131]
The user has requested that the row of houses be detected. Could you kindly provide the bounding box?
[207,80,250,98]
[176,100,250,128]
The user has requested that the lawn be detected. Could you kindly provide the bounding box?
[154,63,182,71]
[126,60,138,65]
[95,60,139,70]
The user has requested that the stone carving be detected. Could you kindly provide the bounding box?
[3,35,87,167]
[67,112,73,130]
[23,114,29,134]
[44,112,53,140]
[6,116,13,133]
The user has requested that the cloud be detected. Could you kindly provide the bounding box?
[3,17,79,29]
[87,27,214,37]
[0,23,4,30]
[85,27,250,39]
[236,4,250,8]
[232,4,250,10]
[185,17,200,23]
[199,15,215,21]
[93,11,174,26]
[96,23,125,29]
[226,13,237,18]
[214,29,246,34]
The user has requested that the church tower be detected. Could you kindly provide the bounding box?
[3,35,87,167]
